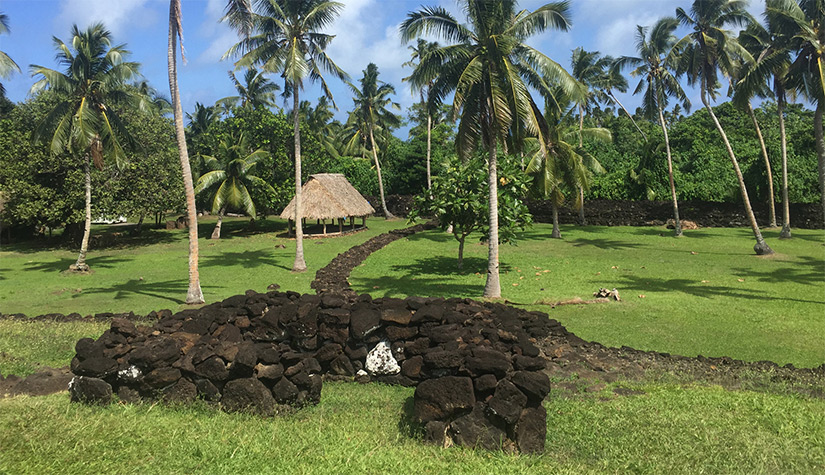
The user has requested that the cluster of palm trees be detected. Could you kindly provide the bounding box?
[12,0,825,304]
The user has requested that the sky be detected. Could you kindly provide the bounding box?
[0,0,768,138]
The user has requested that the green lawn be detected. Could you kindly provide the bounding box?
[349,224,825,368]
[0,216,408,317]
[0,382,822,474]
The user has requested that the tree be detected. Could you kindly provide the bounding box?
[346,63,401,219]
[570,47,613,225]
[0,12,21,97]
[526,85,608,239]
[409,154,532,270]
[168,0,205,304]
[619,18,691,236]
[599,58,647,140]
[768,0,825,229]
[401,0,582,298]
[295,95,339,157]
[218,67,280,110]
[195,133,273,239]
[403,38,442,192]
[734,19,789,233]
[675,0,774,255]
[224,0,348,273]
[30,23,142,272]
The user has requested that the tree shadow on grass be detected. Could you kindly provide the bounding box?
[614,274,824,305]
[569,238,644,251]
[397,396,424,439]
[22,255,133,273]
[201,248,289,271]
[79,279,219,306]
[731,255,825,288]
[196,218,288,240]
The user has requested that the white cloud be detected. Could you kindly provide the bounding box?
[54,0,158,38]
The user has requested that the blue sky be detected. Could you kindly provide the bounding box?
[1,0,767,137]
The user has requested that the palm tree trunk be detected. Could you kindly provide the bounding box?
[211,208,224,239]
[426,113,432,192]
[70,153,92,272]
[744,102,777,229]
[457,235,465,270]
[551,200,561,239]
[701,79,773,255]
[292,87,307,271]
[483,142,501,298]
[609,91,646,140]
[168,0,204,304]
[816,102,825,228]
[777,94,791,238]
[657,104,681,237]
[577,104,586,226]
[368,126,394,219]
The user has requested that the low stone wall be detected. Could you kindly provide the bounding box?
[68,289,554,454]
[367,195,824,229]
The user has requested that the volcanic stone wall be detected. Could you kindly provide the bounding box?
[69,289,554,454]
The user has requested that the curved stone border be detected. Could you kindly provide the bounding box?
[311,220,437,295]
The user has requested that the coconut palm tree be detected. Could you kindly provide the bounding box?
[403,38,442,192]
[618,18,691,237]
[30,23,142,272]
[218,67,280,110]
[195,133,273,239]
[599,58,647,140]
[569,47,613,225]
[767,0,825,229]
[295,95,339,157]
[401,0,582,298]
[0,13,20,97]
[223,0,348,273]
[168,0,205,304]
[526,85,608,239]
[734,18,792,234]
[347,63,401,219]
[186,102,219,136]
[674,0,774,255]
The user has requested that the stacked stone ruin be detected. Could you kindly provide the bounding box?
[69,289,554,454]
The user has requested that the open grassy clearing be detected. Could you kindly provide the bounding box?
[349,224,825,368]
[0,381,822,474]
[0,216,407,317]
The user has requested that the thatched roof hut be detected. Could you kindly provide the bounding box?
[280,174,374,236]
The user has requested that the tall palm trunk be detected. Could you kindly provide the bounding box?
[168,0,204,304]
[657,103,682,237]
[70,153,92,272]
[551,200,561,239]
[816,102,825,227]
[292,87,307,271]
[608,90,646,140]
[745,102,777,229]
[368,126,394,219]
[777,92,791,238]
[483,142,501,298]
[701,79,773,255]
[211,208,224,239]
[426,113,432,192]
[577,104,586,225]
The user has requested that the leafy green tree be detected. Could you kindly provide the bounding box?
[675,0,774,255]
[0,12,21,97]
[619,17,691,236]
[218,67,280,110]
[195,133,273,239]
[768,0,825,229]
[168,0,204,304]
[409,154,532,270]
[401,0,582,298]
[346,63,401,219]
[30,23,143,272]
[224,0,348,272]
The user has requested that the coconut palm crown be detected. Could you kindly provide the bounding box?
[0,12,21,96]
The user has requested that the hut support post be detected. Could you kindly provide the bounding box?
[351,216,355,230]
[323,220,327,235]
[338,218,343,234]
[362,216,366,227]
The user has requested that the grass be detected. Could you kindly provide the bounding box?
[0,381,822,474]
[0,216,408,317]
[348,224,825,368]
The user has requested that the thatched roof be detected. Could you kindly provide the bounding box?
[280,173,374,220]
